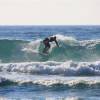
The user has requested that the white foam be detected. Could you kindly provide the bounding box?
[80,39,100,48]
[55,34,76,41]
[0,61,100,76]
[22,39,42,53]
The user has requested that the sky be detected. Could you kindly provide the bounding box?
[0,0,100,25]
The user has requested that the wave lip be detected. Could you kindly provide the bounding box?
[0,61,100,76]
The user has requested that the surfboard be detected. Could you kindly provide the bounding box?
[39,52,49,56]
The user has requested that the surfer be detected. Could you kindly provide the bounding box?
[43,36,59,53]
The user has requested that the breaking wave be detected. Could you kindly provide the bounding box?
[0,61,100,76]
[0,34,100,62]
[0,75,100,90]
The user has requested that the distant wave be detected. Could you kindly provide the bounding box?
[0,61,100,76]
[0,34,100,62]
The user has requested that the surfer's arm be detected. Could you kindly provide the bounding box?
[55,40,59,47]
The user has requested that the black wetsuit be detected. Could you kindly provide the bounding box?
[43,38,50,48]
[43,37,59,53]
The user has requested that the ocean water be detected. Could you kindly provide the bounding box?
[0,25,100,100]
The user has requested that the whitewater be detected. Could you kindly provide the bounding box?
[0,26,100,100]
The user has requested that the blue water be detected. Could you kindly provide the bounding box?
[0,25,100,100]
[0,25,100,40]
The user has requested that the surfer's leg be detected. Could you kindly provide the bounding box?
[43,45,50,54]
[43,42,50,53]
[43,47,49,53]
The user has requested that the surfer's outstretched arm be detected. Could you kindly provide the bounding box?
[55,40,59,47]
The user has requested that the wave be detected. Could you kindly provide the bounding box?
[19,80,100,89]
[0,61,100,76]
[0,75,100,90]
[0,34,100,62]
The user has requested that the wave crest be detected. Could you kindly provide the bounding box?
[0,61,100,76]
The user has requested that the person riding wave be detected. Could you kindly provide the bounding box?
[43,36,59,53]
